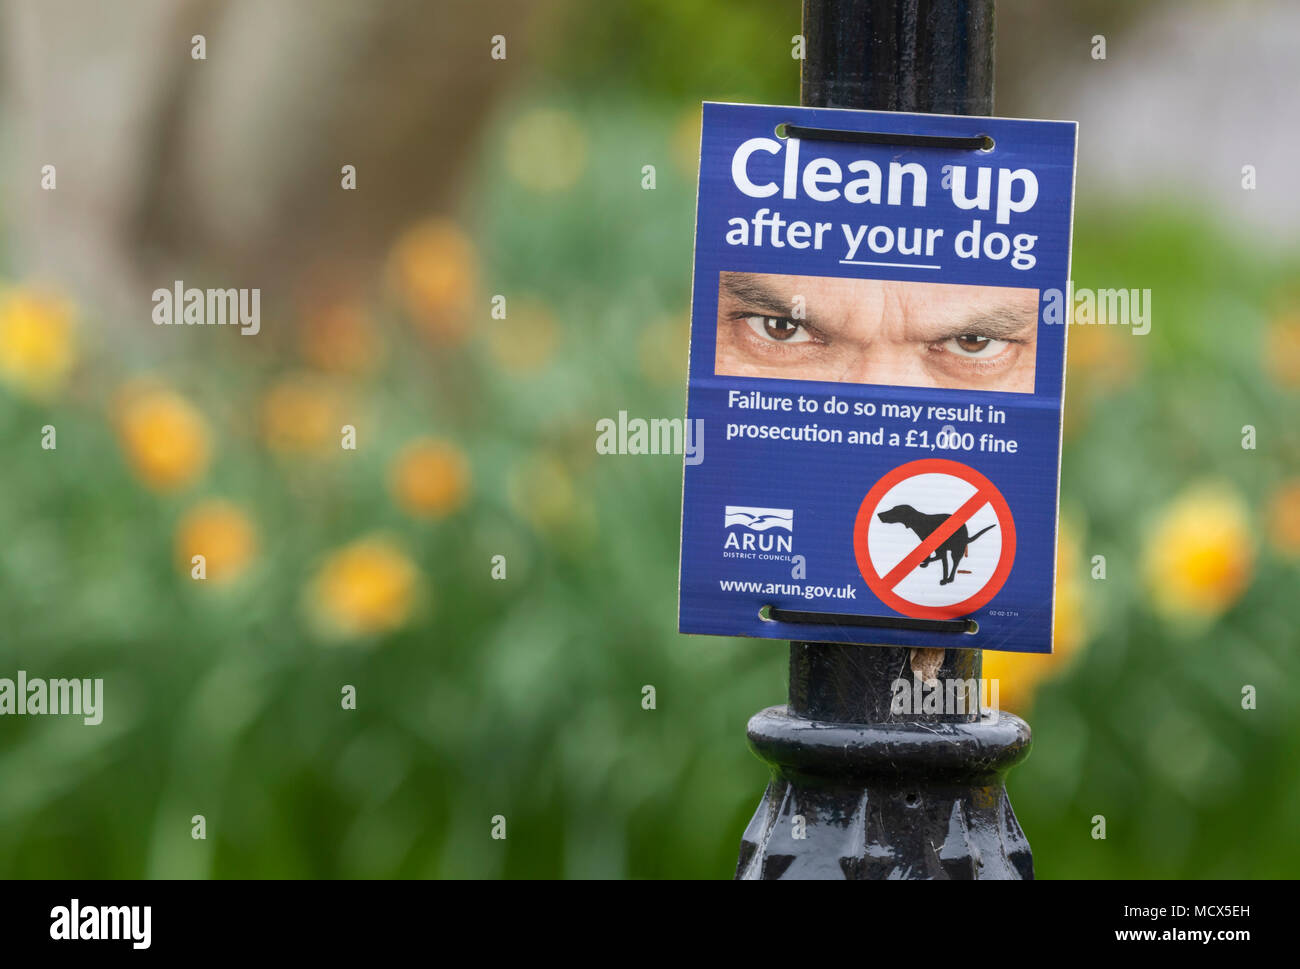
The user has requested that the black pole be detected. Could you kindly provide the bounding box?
[800,0,995,114]
[736,0,1034,879]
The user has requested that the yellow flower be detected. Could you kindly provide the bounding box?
[388,218,477,344]
[1141,482,1254,623]
[260,375,342,455]
[485,296,558,374]
[389,437,470,519]
[504,107,587,193]
[300,301,382,374]
[307,536,420,639]
[1263,311,1300,390]
[175,500,257,584]
[982,516,1088,713]
[1265,478,1300,558]
[114,383,211,492]
[0,287,76,397]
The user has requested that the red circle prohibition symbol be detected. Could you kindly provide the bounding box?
[853,458,1016,620]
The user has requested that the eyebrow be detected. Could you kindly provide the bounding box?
[939,304,1038,341]
[720,272,1038,341]
[719,272,795,318]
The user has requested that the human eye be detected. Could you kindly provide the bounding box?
[941,333,1012,358]
[743,315,814,344]
[924,326,1031,386]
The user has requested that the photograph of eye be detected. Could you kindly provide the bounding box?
[747,316,811,342]
[714,271,1040,393]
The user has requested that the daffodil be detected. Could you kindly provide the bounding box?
[389,437,470,519]
[175,500,257,583]
[114,383,211,492]
[1141,482,1254,623]
[388,218,477,343]
[0,287,76,397]
[306,536,420,639]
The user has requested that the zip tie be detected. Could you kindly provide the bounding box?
[778,124,994,151]
[761,604,976,634]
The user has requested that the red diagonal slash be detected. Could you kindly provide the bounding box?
[879,485,998,589]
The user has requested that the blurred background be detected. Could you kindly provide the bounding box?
[0,0,1297,878]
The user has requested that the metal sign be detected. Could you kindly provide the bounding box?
[677,101,1077,653]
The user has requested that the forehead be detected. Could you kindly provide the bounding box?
[758,275,1039,317]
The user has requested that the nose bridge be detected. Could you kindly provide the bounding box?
[834,341,928,386]
[832,282,921,385]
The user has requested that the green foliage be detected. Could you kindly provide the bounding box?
[0,87,1296,879]
[539,0,801,105]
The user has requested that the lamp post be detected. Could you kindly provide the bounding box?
[736,0,1034,880]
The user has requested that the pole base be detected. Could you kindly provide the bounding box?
[736,706,1034,880]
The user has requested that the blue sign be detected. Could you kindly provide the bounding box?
[677,102,1077,653]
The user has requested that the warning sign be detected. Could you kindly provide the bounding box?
[675,101,1076,653]
[853,458,1016,619]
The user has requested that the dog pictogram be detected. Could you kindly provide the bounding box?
[854,459,1016,620]
[875,504,997,586]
